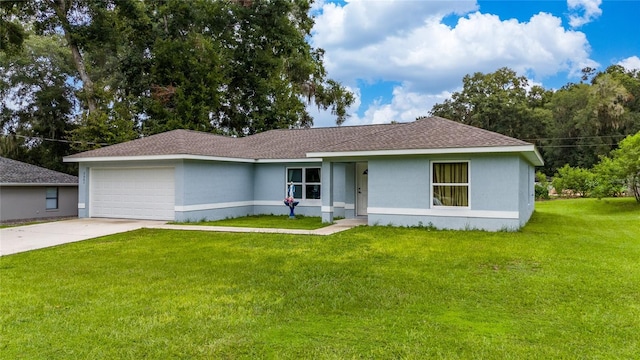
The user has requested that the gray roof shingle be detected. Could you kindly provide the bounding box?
[65,117,534,160]
[314,116,529,152]
[0,157,78,185]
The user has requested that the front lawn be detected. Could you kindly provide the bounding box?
[174,214,329,230]
[1,198,639,358]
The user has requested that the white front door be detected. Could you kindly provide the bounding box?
[356,162,368,216]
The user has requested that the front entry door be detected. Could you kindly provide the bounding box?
[356,162,368,216]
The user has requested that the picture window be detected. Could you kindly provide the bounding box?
[432,162,469,207]
[287,168,321,200]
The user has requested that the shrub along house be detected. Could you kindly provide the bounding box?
[0,157,78,223]
[64,116,543,231]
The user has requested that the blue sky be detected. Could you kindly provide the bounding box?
[308,0,640,127]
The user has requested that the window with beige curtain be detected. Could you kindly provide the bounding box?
[432,162,469,207]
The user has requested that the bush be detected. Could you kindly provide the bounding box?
[535,171,550,200]
[591,156,626,198]
[552,164,596,197]
[535,184,550,200]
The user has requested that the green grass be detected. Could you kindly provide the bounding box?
[1,198,639,359]
[175,214,330,230]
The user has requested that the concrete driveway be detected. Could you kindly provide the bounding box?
[0,218,166,256]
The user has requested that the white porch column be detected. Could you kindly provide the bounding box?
[344,163,356,218]
[321,160,334,223]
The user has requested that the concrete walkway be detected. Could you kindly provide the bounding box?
[0,218,367,256]
[152,218,367,236]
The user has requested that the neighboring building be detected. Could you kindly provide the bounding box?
[64,117,544,231]
[0,157,78,223]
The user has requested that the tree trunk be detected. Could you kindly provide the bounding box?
[49,0,98,114]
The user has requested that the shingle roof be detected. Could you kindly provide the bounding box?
[65,116,535,161]
[316,116,529,152]
[64,129,252,159]
[0,157,78,185]
[241,123,398,159]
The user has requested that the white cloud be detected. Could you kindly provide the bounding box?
[567,0,603,28]
[309,0,326,14]
[312,0,477,49]
[314,4,597,92]
[310,85,452,128]
[357,85,451,125]
[311,1,598,126]
[617,56,640,72]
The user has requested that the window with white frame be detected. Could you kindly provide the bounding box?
[287,167,321,200]
[46,187,59,210]
[432,161,469,207]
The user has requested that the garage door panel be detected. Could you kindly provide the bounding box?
[90,167,175,220]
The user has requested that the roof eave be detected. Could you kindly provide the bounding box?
[528,147,545,167]
[307,145,545,166]
[64,154,325,164]
[255,158,322,163]
[63,154,256,163]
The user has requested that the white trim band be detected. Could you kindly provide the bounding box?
[175,201,254,212]
[65,154,323,164]
[321,206,334,212]
[253,200,286,207]
[176,200,323,212]
[256,158,322,163]
[66,154,254,163]
[367,207,519,219]
[307,145,543,166]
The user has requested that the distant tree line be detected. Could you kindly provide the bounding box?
[543,132,640,202]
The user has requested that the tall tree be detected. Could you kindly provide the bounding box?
[613,131,640,202]
[429,67,551,142]
[604,65,640,133]
[0,32,77,172]
[0,2,26,55]
[545,70,633,171]
[131,0,354,136]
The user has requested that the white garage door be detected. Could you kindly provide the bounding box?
[90,167,175,220]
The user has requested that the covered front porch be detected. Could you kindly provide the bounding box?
[321,161,369,223]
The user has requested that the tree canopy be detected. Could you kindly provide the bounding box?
[1,0,354,172]
[611,131,640,201]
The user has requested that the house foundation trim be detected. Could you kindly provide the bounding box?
[175,200,326,212]
[333,201,345,209]
[367,207,519,219]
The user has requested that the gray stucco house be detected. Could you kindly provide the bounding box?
[64,116,543,231]
[0,157,78,223]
